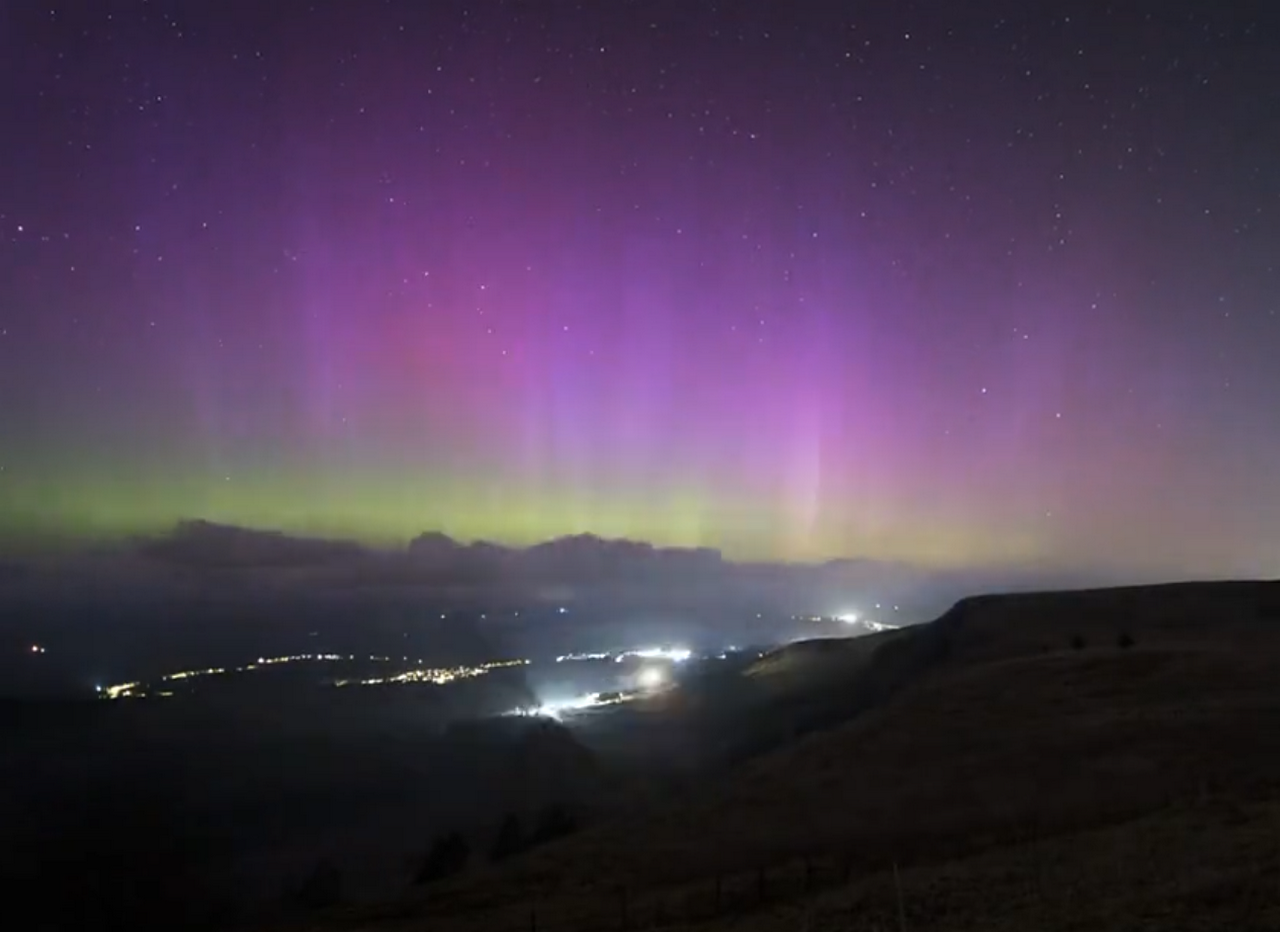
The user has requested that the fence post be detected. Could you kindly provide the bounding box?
[804,856,813,892]
[714,873,722,914]
[893,861,906,932]
[757,866,766,903]
[619,884,629,931]
[1031,822,1044,900]
[529,906,537,932]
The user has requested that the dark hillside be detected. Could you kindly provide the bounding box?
[312,580,1280,932]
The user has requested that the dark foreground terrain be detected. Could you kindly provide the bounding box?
[299,580,1280,931]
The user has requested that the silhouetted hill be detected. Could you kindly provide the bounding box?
[316,579,1280,931]
[407,531,724,584]
[103,521,1103,625]
[141,520,367,568]
[524,533,723,582]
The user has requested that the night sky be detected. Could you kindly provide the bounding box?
[1,2,1277,575]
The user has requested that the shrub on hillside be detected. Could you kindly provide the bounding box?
[530,803,580,845]
[1070,635,1087,650]
[489,813,527,862]
[415,830,469,884]
[1118,632,1136,649]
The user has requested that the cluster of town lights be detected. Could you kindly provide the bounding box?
[554,645,692,664]
[333,659,526,688]
[84,632,886,703]
[94,640,747,702]
[96,653,528,700]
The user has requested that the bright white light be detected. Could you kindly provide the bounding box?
[622,646,692,663]
[837,612,860,625]
[555,651,611,663]
[515,693,603,719]
[637,666,667,690]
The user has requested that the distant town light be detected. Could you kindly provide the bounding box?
[624,646,692,663]
[837,612,859,625]
[97,653,529,700]
[637,666,667,690]
[556,651,612,663]
[532,693,602,719]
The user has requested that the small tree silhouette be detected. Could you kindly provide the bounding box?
[1070,635,1087,650]
[489,812,527,862]
[1117,632,1135,649]
[530,804,579,846]
[415,831,469,885]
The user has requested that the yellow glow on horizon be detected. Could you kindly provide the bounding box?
[0,450,1076,570]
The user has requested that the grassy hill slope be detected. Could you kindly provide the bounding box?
[295,580,1280,931]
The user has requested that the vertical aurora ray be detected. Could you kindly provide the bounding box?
[0,2,1278,577]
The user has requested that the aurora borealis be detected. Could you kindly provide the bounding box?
[1,3,1278,576]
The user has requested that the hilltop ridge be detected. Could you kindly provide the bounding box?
[312,579,1280,931]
